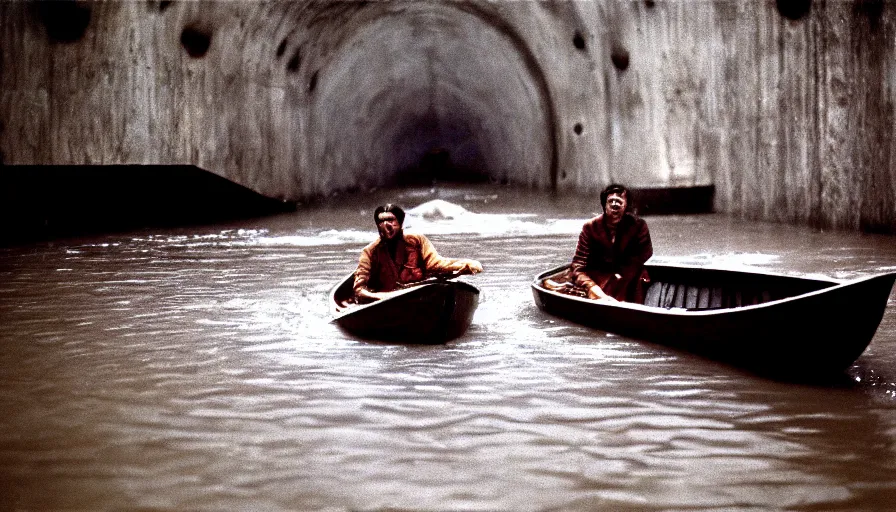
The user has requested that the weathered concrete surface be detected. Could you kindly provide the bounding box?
[1,0,894,232]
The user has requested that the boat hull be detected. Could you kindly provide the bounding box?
[532,264,896,374]
[330,274,480,344]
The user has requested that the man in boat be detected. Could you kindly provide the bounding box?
[353,203,483,302]
[569,183,653,303]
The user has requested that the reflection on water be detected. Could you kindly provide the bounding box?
[1,185,895,510]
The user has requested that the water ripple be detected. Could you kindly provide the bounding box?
[1,188,895,509]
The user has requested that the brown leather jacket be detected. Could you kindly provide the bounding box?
[353,232,469,297]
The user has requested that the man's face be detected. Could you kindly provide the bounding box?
[604,192,627,223]
[376,212,401,240]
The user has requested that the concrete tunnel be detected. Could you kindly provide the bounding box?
[183,0,580,194]
[1,0,895,237]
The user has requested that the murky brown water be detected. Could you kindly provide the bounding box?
[1,185,895,510]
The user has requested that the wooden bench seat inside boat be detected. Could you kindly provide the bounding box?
[539,264,838,311]
[644,281,771,310]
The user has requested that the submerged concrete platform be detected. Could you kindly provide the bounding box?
[0,165,295,246]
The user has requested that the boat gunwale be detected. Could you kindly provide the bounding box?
[329,272,480,322]
[532,263,894,317]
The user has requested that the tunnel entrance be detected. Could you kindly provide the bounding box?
[309,3,553,194]
[395,148,491,186]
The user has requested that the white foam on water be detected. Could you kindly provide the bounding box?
[256,199,586,246]
[403,199,582,237]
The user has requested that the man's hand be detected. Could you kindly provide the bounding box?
[356,288,389,303]
[587,285,617,302]
[458,259,483,275]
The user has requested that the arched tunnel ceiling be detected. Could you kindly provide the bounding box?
[297,3,554,190]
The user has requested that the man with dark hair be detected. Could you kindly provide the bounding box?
[569,184,653,303]
[353,203,483,302]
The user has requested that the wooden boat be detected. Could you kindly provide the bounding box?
[532,263,896,374]
[329,273,480,344]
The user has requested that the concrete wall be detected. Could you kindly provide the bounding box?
[1,0,894,233]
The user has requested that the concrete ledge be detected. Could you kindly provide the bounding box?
[631,185,715,216]
[0,165,295,246]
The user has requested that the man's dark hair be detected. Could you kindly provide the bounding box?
[599,183,631,213]
[374,203,406,225]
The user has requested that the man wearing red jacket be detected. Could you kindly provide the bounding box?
[353,203,483,303]
[570,184,653,303]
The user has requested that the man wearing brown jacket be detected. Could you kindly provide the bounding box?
[353,203,483,302]
[570,184,653,303]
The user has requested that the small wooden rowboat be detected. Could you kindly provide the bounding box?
[329,273,480,344]
[532,263,896,374]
